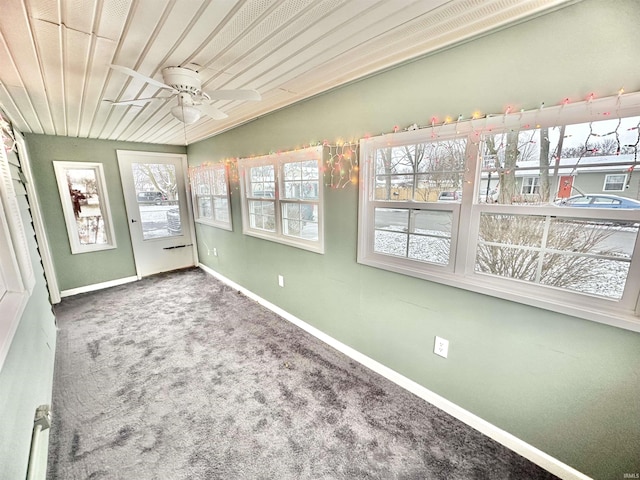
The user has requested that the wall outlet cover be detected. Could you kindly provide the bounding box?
[434,336,449,358]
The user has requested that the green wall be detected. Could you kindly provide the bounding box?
[24,134,186,291]
[188,1,640,478]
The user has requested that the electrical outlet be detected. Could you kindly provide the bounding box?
[213,248,218,257]
[434,336,449,358]
[278,275,285,287]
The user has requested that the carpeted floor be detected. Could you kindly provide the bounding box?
[47,267,558,479]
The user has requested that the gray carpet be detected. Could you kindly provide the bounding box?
[47,268,558,479]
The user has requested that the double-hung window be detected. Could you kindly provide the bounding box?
[238,146,324,253]
[359,92,640,329]
[362,134,467,271]
[603,174,626,192]
[189,163,232,230]
[521,177,540,195]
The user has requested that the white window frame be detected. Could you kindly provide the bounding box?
[358,130,466,274]
[53,161,117,254]
[603,173,627,192]
[189,163,232,231]
[521,176,540,195]
[359,92,640,332]
[238,146,324,254]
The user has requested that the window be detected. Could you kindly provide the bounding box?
[359,92,640,329]
[521,177,540,195]
[366,136,466,269]
[603,174,627,191]
[238,146,324,253]
[188,163,232,231]
[53,162,117,254]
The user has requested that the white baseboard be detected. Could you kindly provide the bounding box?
[199,263,591,480]
[59,275,138,298]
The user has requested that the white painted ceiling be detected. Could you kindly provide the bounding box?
[0,0,573,145]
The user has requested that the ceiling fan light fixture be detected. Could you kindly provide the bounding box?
[171,104,201,124]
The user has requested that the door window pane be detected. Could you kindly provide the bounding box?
[132,163,181,240]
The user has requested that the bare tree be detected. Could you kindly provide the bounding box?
[428,139,466,193]
[476,215,618,289]
[134,164,178,200]
[483,131,520,204]
[539,127,551,202]
[376,140,466,202]
[560,139,631,158]
[378,147,396,200]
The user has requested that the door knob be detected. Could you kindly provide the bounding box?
[131,219,137,223]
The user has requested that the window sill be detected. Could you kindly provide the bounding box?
[195,219,233,231]
[243,228,324,254]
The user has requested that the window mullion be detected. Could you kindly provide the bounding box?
[275,160,283,235]
[455,134,479,274]
[535,216,552,283]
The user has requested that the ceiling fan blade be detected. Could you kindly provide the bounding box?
[195,104,229,120]
[109,64,175,91]
[107,97,164,106]
[206,89,261,101]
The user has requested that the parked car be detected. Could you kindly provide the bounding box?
[137,191,167,205]
[437,191,462,202]
[555,194,640,209]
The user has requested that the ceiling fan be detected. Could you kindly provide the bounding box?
[107,64,261,124]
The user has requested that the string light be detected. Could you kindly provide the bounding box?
[326,142,359,189]
[369,87,635,138]
[191,87,638,194]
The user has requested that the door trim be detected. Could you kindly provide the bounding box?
[116,150,198,278]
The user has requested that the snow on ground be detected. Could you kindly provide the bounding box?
[373,228,629,299]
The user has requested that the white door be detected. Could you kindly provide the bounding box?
[117,150,196,277]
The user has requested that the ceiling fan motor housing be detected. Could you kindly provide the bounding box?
[162,66,203,95]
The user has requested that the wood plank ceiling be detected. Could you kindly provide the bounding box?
[0,0,574,145]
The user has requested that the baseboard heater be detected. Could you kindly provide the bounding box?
[25,405,51,480]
